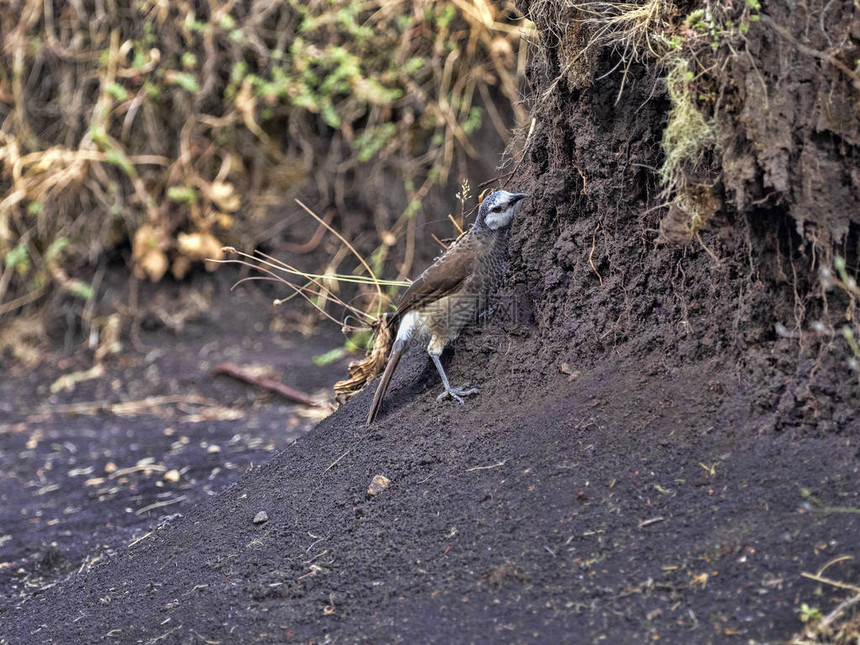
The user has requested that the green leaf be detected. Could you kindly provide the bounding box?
[104,147,135,177]
[799,603,821,623]
[231,61,248,84]
[436,4,456,28]
[143,80,160,99]
[167,186,198,203]
[167,71,200,93]
[186,19,207,33]
[89,125,108,146]
[685,9,705,26]
[105,81,128,101]
[45,237,69,263]
[5,244,30,274]
[404,199,421,219]
[463,106,483,135]
[321,102,341,128]
[345,331,372,352]
[313,347,346,366]
[69,282,95,300]
[404,57,424,74]
[131,50,147,70]
[355,123,397,162]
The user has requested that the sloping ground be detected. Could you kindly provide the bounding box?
[2,347,858,643]
[0,272,344,615]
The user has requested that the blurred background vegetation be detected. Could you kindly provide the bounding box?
[0,0,533,346]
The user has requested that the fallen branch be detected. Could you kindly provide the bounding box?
[213,362,322,407]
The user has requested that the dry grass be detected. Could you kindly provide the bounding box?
[0,0,533,328]
[529,0,677,99]
[221,187,490,401]
[572,0,677,98]
[333,313,395,404]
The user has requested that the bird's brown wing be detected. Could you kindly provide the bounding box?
[390,238,477,325]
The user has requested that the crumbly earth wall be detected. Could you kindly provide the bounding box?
[499,0,860,433]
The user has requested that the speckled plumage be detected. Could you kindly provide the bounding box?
[366,190,526,425]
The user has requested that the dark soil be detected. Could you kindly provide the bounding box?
[0,272,347,615]
[3,0,860,643]
[1,307,858,643]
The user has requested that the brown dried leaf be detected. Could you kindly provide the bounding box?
[208,182,240,212]
[334,315,394,404]
[132,224,169,282]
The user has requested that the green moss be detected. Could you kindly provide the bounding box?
[5,244,31,276]
[166,71,200,93]
[356,123,398,162]
[659,58,717,190]
[659,57,720,235]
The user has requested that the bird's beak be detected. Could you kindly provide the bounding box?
[510,193,528,204]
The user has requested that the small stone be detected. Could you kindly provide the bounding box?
[104,462,117,474]
[253,511,268,524]
[207,444,221,454]
[367,474,391,497]
[163,469,181,483]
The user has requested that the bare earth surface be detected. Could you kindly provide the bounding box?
[0,270,858,644]
[0,275,344,625]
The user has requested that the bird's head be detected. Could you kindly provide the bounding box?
[475,190,528,231]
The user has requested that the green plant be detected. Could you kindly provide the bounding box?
[800,603,822,624]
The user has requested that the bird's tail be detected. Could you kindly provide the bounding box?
[366,337,406,425]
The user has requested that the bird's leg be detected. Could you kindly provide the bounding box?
[430,353,479,404]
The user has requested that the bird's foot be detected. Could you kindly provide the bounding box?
[436,383,480,404]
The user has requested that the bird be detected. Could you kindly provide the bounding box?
[366,190,528,425]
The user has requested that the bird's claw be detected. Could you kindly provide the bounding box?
[437,383,480,404]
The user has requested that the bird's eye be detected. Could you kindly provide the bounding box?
[491,206,502,213]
